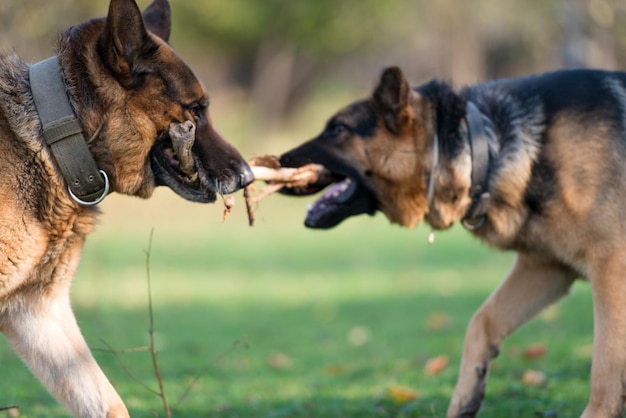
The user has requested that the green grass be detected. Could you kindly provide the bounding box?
[0,190,595,417]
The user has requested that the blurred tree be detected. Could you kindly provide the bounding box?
[1,0,626,134]
[0,0,105,57]
[172,0,418,132]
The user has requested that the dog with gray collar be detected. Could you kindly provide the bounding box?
[0,0,252,416]
[279,65,626,417]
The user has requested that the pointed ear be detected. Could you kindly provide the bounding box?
[143,0,171,43]
[100,0,156,79]
[373,66,411,134]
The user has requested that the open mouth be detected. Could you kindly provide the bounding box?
[281,163,378,229]
[150,121,216,203]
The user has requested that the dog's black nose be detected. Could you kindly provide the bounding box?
[239,162,254,187]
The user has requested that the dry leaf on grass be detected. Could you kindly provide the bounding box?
[523,343,548,360]
[424,355,449,376]
[324,364,351,376]
[521,369,547,386]
[539,305,560,322]
[347,325,371,347]
[265,352,293,370]
[426,311,451,331]
[388,384,420,404]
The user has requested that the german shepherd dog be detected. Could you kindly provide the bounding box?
[279,65,626,417]
[0,0,252,416]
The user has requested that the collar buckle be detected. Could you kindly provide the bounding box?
[462,192,490,230]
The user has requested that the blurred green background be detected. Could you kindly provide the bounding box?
[0,0,616,416]
[2,0,626,155]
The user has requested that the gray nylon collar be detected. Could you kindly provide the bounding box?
[29,56,109,206]
[461,102,493,230]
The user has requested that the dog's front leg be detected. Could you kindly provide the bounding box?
[3,283,129,418]
[581,252,626,418]
[447,253,575,417]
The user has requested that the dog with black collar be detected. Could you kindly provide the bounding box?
[278,65,626,417]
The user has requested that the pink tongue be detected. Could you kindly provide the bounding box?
[308,178,353,216]
[321,178,351,199]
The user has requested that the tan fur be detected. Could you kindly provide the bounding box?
[366,96,431,228]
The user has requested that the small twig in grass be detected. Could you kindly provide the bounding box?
[92,345,150,354]
[0,406,19,412]
[98,340,160,397]
[95,229,171,417]
[144,229,171,418]
[95,229,249,416]
[173,336,249,410]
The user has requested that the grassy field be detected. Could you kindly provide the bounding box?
[0,190,595,417]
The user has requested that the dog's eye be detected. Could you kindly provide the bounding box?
[326,123,348,137]
[186,104,204,121]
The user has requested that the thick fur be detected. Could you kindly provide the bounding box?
[0,1,251,417]
[280,66,626,417]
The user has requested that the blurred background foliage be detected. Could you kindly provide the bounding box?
[2,0,626,151]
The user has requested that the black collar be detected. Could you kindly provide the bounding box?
[29,56,109,206]
[461,102,494,230]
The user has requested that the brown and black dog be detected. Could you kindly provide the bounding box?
[0,0,252,416]
[279,66,626,417]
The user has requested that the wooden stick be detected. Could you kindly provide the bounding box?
[251,182,285,203]
[243,186,256,226]
[237,155,329,226]
[222,194,235,223]
[250,164,326,188]
[169,121,196,176]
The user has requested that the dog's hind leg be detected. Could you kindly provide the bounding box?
[446,253,575,418]
[581,250,626,418]
[3,282,129,418]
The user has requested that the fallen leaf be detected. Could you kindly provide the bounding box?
[539,305,560,322]
[523,343,548,360]
[347,325,371,347]
[265,352,293,370]
[521,369,547,386]
[388,384,420,404]
[424,355,449,376]
[426,311,451,331]
[324,364,350,376]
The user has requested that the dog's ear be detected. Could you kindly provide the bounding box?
[100,0,157,81]
[374,66,411,134]
[143,0,171,43]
